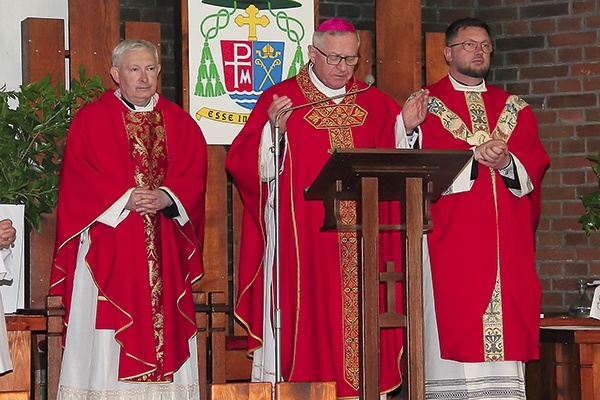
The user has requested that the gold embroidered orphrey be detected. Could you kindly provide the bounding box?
[125,110,169,381]
[296,65,367,389]
[428,91,528,362]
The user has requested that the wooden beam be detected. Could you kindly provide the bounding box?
[376,0,421,105]
[21,18,65,85]
[125,21,161,53]
[68,0,119,89]
[425,32,449,86]
[210,382,271,400]
[181,0,190,112]
[46,295,65,400]
[275,381,337,399]
[356,30,373,82]
[192,145,228,296]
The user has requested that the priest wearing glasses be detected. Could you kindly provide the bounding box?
[407,17,549,399]
[226,17,428,399]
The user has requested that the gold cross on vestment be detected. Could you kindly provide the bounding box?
[234,5,269,41]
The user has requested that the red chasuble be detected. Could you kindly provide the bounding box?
[50,90,207,381]
[226,65,404,397]
[420,76,549,363]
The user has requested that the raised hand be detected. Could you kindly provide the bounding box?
[402,89,429,132]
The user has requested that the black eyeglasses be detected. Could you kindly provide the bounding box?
[448,40,494,54]
[313,46,360,66]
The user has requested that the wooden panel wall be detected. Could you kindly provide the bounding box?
[356,30,373,82]
[68,0,119,89]
[125,21,161,53]
[21,18,65,86]
[425,32,449,85]
[375,0,422,105]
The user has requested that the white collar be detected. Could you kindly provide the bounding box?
[448,74,487,92]
[114,89,159,111]
[308,64,346,104]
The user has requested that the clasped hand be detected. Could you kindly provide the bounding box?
[474,140,510,169]
[126,187,172,216]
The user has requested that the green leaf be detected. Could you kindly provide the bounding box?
[580,152,600,235]
[0,65,105,232]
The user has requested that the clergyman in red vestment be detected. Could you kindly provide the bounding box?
[226,18,428,399]
[49,39,207,399]
[407,18,550,399]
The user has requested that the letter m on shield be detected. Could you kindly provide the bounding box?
[221,40,285,107]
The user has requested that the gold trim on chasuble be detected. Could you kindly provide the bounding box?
[297,66,366,389]
[125,110,169,381]
[428,92,526,362]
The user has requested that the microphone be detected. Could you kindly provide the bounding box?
[275,74,375,126]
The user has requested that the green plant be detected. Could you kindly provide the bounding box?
[0,65,105,232]
[580,152,600,235]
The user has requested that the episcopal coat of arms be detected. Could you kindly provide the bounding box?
[188,1,314,144]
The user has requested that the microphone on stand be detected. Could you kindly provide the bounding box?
[274,74,376,127]
[270,73,375,383]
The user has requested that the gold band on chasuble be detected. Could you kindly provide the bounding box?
[492,95,528,142]
[339,200,360,389]
[125,110,169,381]
[484,168,505,362]
[427,93,527,145]
[296,65,366,389]
[427,91,528,362]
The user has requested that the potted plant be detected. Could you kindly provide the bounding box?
[580,152,600,235]
[0,65,104,232]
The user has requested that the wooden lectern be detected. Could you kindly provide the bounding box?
[304,148,471,400]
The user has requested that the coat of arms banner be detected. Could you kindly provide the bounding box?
[188,0,316,144]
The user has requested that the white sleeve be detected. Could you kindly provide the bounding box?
[260,122,287,182]
[97,189,133,227]
[442,154,476,196]
[442,152,534,198]
[507,154,534,197]
[395,113,419,149]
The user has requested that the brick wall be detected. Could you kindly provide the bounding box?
[318,0,375,30]
[122,0,600,312]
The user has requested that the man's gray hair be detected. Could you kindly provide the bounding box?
[312,30,361,49]
[111,39,159,67]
